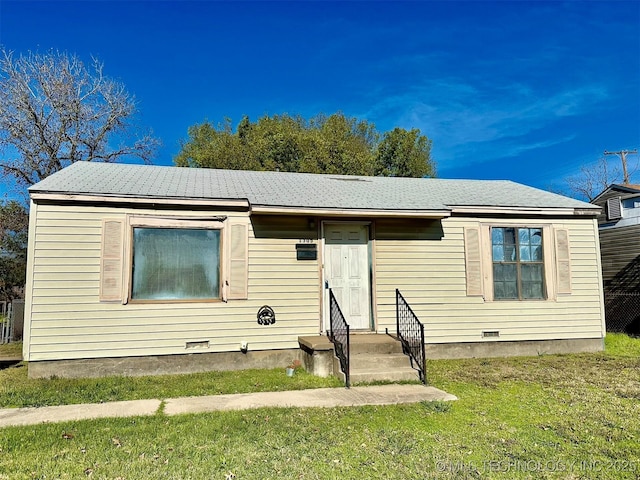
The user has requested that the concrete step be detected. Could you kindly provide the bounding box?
[332,350,420,384]
[349,352,411,370]
[348,335,404,355]
[337,365,420,383]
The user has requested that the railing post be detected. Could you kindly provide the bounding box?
[395,288,400,336]
[420,322,426,384]
[345,324,350,388]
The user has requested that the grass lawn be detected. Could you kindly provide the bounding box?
[0,341,22,359]
[0,334,638,479]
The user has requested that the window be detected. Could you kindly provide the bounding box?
[99,216,249,304]
[491,227,545,300]
[131,227,221,301]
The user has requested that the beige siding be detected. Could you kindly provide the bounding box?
[374,216,604,343]
[25,205,320,361]
[25,202,605,363]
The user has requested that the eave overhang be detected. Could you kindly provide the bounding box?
[250,205,452,218]
[449,205,600,216]
[29,192,251,209]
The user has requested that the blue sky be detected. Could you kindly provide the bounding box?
[1,0,639,198]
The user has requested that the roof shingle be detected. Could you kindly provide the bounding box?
[29,161,597,212]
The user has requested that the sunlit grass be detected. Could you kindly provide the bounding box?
[0,366,342,408]
[0,341,21,358]
[0,334,638,479]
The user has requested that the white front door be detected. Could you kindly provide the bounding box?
[324,223,371,331]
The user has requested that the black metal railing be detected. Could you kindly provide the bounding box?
[328,289,350,388]
[396,289,426,384]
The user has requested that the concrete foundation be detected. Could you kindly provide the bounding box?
[425,337,604,359]
[27,336,604,379]
[28,348,304,379]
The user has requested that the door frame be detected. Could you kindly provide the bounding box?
[320,220,376,333]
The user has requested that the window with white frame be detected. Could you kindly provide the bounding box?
[491,227,545,300]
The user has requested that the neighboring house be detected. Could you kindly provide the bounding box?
[591,184,640,334]
[23,162,605,378]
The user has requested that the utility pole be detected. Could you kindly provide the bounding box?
[604,149,638,184]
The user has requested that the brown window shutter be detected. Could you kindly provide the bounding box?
[228,222,249,300]
[464,226,483,296]
[555,228,571,294]
[100,219,124,302]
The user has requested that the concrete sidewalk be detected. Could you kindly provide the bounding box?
[0,384,456,428]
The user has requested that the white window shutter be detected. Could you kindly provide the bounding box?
[228,222,249,300]
[555,228,572,294]
[464,226,483,296]
[100,219,124,302]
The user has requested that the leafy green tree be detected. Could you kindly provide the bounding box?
[175,113,435,178]
[0,201,28,301]
[375,127,435,178]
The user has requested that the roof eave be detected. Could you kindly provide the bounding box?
[29,192,251,209]
[592,184,640,203]
[449,205,600,216]
[250,205,452,218]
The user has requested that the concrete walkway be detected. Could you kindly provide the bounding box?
[0,384,456,428]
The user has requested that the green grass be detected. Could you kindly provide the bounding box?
[605,332,640,356]
[0,367,342,408]
[0,335,639,478]
[0,341,22,359]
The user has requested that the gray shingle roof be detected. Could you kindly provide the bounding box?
[29,161,597,212]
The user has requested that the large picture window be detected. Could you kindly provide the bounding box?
[131,227,221,301]
[491,227,545,300]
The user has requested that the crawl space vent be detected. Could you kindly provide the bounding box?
[186,340,210,349]
[482,331,500,338]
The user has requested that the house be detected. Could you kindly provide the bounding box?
[591,184,640,334]
[22,162,605,379]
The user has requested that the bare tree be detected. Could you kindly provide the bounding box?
[0,48,159,187]
[566,153,640,202]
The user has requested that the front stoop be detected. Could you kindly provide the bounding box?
[298,334,421,384]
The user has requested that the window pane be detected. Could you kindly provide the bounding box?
[522,281,544,299]
[494,264,518,299]
[504,228,516,245]
[132,228,220,300]
[493,245,504,261]
[492,227,504,244]
[530,229,542,245]
[503,264,517,281]
[532,245,543,261]
[520,246,531,262]
[518,228,530,245]
[521,264,544,298]
[504,280,518,298]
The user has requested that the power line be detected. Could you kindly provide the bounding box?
[604,149,638,184]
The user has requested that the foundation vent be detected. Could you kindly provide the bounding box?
[186,340,210,349]
[482,331,500,338]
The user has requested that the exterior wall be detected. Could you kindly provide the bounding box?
[24,201,605,369]
[373,216,605,344]
[24,203,320,363]
[599,223,640,285]
[592,188,640,227]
